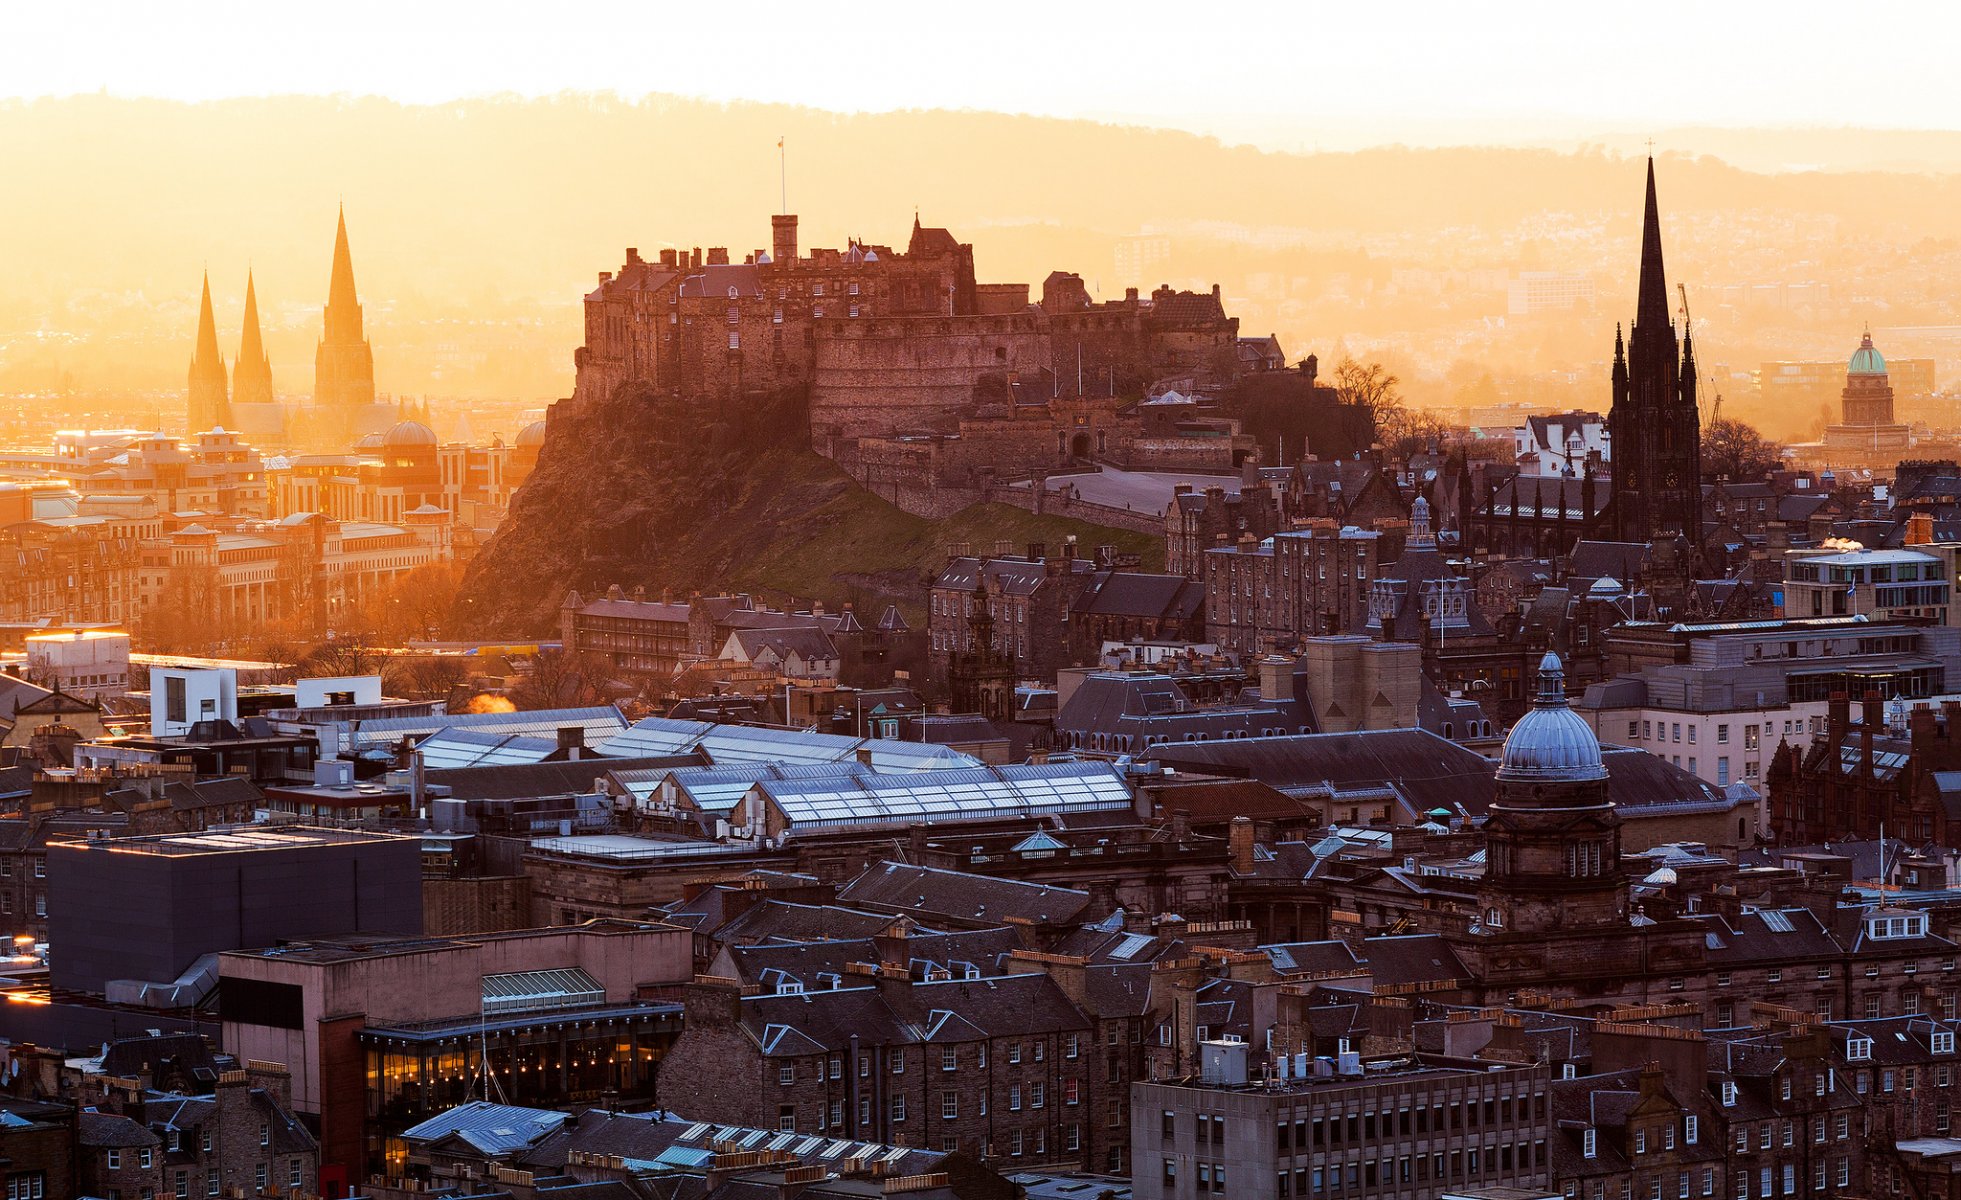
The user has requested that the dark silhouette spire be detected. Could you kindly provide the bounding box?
[188,272,229,432]
[1635,157,1670,333]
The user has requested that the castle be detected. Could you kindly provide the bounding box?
[569,214,1257,478]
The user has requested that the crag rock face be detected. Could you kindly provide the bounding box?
[453,383,1164,635]
[454,383,811,634]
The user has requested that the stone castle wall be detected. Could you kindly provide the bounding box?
[809,314,1053,454]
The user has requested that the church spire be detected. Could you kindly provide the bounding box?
[193,272,222,369]
[1635,157,1670,333]
[233,270,274,407]
[325,205,363,341]
[187,272,229,432]
[315,205,377,418]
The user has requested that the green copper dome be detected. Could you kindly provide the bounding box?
[1849,331,1887,377]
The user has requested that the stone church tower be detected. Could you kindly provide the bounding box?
[314,206,376,411]
[1477,651,1628,936]
[1607,159,1702,546]
[187,271,229,433]
[233,270,275,408]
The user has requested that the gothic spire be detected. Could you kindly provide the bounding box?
[325,205,363,341]
[234,270,274,407]
[239,271,267,367]
[193,272,222,370]
[1636,157,1670,332]
[187,271,229,432]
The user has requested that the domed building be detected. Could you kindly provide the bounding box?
[1823,330,1910,463]
[1476,652,1628,937]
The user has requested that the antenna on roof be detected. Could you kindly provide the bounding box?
[777,136,788,215]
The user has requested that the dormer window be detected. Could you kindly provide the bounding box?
[1934,1031,1956,1055]
[1583,1128,1597,1159]
[1848,1037,1873,1061]
[1721,1082,1738,1107]
[1870,913,1928,940]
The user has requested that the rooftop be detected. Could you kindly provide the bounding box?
[48,824,412,857]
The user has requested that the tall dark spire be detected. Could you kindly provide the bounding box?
[1603,156,1703,549]
[233,271,274,407]
[187,272,229,432]
[1635,157,1671,333]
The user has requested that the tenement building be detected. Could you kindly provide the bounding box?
[1131,1048,1552,1200]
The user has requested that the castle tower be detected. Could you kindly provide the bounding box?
[233,270,274,408]
[187,272,229,433]
[1606,159,1702,546]
[1477,651,1628,935]
[314,205,376,410]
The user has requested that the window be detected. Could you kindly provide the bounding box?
[254,1167,266,1192]
[1848,1037,1873,1060]
[891,1095,906,1122]
[1163,1159,1176,1186]
[941,1091,958,1119]
[1066,1033,1080,1059]
[1009,1084,1022,1111]
[1032,1082,1045,1108]
[778,1106,796,1133]
[107,1152,121,1171]
[174,1176,187,1200]
[893,1053,905,1075]
[727,331,740,350]
[1583,1128,1597,1159]
[206,1178,219,1198]
[140,1152,153,1170]
[259,1123,269,1147]
[1936,1031,1956,1054]
[941,1046,957,1071]
[779,1064,795,1085]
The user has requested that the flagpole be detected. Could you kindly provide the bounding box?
[778,136,787,215]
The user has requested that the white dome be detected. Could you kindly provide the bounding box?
[1497,652,1608,782]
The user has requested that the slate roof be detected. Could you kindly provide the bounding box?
[1071,572,1204,621]
[710,901,903,946]
[78,1111,160,1148]
[838,861,1091,926]
[738,972,1089,1056]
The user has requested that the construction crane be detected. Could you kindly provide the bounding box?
[1680,282,1722,425]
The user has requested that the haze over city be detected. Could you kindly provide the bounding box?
[8,10,1961,1200]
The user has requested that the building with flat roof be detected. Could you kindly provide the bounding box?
[45,825,423,997]
[217,919,691,1192]
[1130,1051,1552,1200]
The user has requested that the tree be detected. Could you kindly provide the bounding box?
[510,647,611,710]
[1332,358,1404,432]
[1703,418,1785,482]
[1331,357,1452,461]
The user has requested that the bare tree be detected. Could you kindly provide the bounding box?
[1333,358,1405,435]
[510,648,610,710]
[1704,417,1785,482]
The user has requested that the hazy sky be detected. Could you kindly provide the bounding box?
[9,1,1961,149]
